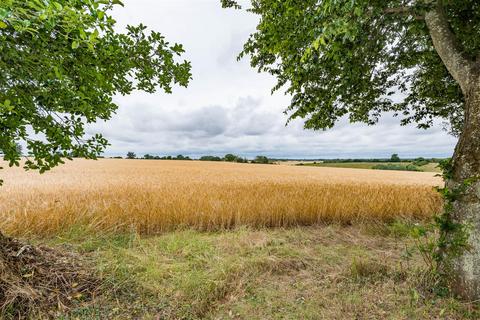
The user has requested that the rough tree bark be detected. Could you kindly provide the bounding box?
[447,84,480,300]
[426,1,480,300]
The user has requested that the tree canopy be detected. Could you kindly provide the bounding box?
[222,0,478,136]
[253,155,269,164]
[0,0,191,181]
[390,153,401,162]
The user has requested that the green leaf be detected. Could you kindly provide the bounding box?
[79,29,87,39]
[0,21,7,29]
[90,29,99,41]
[72,40,80,49]
[112,0,124,7]
[354,7,362,17]
[53,66,61,78]
[0,8,9,20]
[53,2,63,11]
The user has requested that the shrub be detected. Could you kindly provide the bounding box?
[224,154,238,162]
[372,164,422,172]
[412,158,430,167]
[252,156,269,164]
[200,156,222,161]
[390,154,401,162]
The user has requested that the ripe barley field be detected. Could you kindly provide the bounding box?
[0,159,443,237]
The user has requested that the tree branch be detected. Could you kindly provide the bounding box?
[383,7,424,20]
[425,1,476,94]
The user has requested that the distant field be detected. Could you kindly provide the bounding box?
[296,161,441,172]
[0,159,442,237]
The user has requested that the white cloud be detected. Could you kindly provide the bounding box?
[87,0,458,159]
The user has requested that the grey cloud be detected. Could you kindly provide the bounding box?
[97,95,281,143]
[179,106,229,137]
[227,96,282,137]
[87,92,457,158]
[129,105,229,138]
[83,0,458,159]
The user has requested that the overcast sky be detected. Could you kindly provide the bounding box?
[87,0,458,159]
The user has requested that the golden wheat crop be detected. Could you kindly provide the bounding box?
[0,159,443,237]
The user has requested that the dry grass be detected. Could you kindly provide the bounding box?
[0,159,443,237]
[59,225,479,319]
[0,233,100,319]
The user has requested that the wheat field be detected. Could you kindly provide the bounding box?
[0,159,443,237]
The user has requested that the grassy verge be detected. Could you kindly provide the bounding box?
[34,223,478,319]
[297,162,441,172]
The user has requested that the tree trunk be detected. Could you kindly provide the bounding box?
[448,81,480,300]
[424,1,480,300]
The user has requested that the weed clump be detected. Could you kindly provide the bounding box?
[0,234,100,319]
[349,258,390,282]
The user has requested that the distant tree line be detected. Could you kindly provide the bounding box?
[222,154,248,163]
[252,156,269,164]
[79,152,440,167]
[110,153,441,166]
[202,154,270,164]
[114,152,271,164]
[321,154,442,164]
[143,154,192,160]
[199,155,223,161]
[109,153,192,160]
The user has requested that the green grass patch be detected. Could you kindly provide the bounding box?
[44,225,479,319]
[298,162,441,172]
[372,164,422,171]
